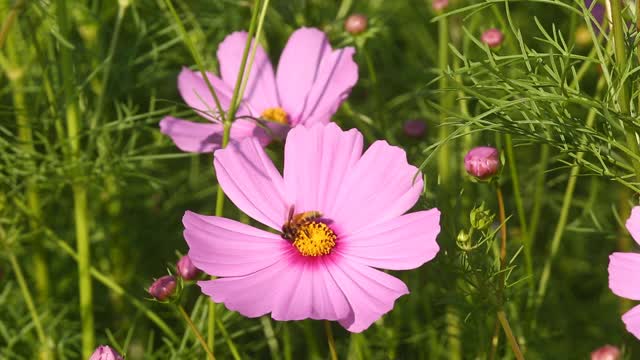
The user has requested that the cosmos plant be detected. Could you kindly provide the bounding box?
[183,123,441,332]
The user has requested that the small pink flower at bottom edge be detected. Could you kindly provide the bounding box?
[590,344,620,360]
[89,345,123,360]
[183,123,441,333]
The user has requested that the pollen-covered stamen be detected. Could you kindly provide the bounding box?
[261,107,289,124]
[292,221,337,257]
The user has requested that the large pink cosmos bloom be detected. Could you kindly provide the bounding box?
[160,28,358,153]
[609,206,640,339]
[183,123,440,332]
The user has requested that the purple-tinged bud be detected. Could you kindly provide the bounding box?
[481,28,504,48]
[591,345,621,360]
[464,146,500,180]
[177,255,202,280]
[403,119,427,138]
[89,345,124,360]
[432,0,449,11]
[148,275,177,301]
[344,14,368,35]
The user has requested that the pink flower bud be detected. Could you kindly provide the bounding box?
[464,146,500,179]
[89,345,124,360]
[148,275,177,301]
[177,255,202,280]
[403,119,427,138]
[344,14,368,35]
[591,345,621,360]
[432,0,449,11]
[481,28,504,48]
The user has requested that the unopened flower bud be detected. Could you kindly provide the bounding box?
[432,0,449,11]
[344,14,368,35]
[177,255,202,280]
[481,28,504,48]
[457,230,470,244]
[470,203,495,230]
[591,345,621,360]
[465,146,500,180]
[148,275,177,301]
[403,119,426,138]
[89,345,124,360]
[575,25,592,47]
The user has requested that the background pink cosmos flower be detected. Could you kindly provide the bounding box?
[160,28,358,153]
[183,123,440,332]
[608,206,640,339]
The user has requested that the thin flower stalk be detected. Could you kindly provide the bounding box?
[5,22,49,302]
[177,305,215,360]
[609,0,640,182]
[325,321,338,360]
[437,13,462,360]
[534,78,604,320]
[7,251,51,359]
[57,0,94,356]
[216,0,269,350]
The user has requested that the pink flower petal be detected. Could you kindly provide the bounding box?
[336,209,440,270]
[198,255,295,318]
[199,254,350,321]
[160,117,269,153]
[177,68,234,121]
[183,211,288,277]
[608,252,640,300]
[283,123,363,216]
[298,47,358,127]
[217,31,279,113]
[330,140,424,235]
[159,117,223,153]
[625,206,640,246]
[271,257,351,321]
[276,28,332,122]
[326,256,409,332]
[214,137,290,230]
[622,304,640,340]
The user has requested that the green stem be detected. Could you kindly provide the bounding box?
[178,305,215,360]
[235,0,271,112]
[5,22,49,302]
[216,319,242,360]
[528,144,549,246]
[163,0,226,121]
[57,0,94,356]
[504,134,533,290]
[609,0,640,182]
[260,316,280,359]
[325,321,339,360]
[8,252,51,358]
[534,79,603,319]
[0,0,24,49]
[490,185,509,358]
[437,13,451,183]
[209,0,270,350]
[497,311,524,360]
[437,13,461,360]
[90,2,128,130]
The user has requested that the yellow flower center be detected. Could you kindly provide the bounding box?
[261,107,289,124]
[292,221,337,257]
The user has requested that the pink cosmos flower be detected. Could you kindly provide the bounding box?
[183,123,440,332]
[89,345,124,360]
[608,206,640,340]
[160,28,358,153]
